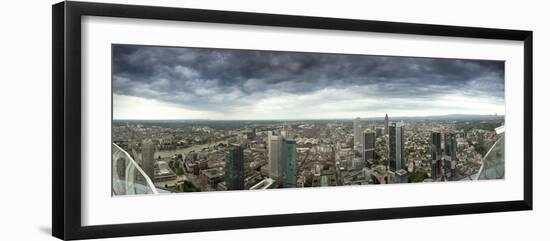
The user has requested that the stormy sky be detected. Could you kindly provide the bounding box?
[112,44,505,120]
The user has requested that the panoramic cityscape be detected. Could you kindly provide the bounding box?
[111,44,505,195]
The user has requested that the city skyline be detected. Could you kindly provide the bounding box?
[112,116,505,195]
[113,44,505,120]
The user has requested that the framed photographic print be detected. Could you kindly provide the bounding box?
[52,1,533,240]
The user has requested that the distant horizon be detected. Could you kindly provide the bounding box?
[112,113,504,122]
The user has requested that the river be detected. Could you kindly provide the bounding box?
[154,140,228,158]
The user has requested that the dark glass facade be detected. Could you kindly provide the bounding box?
[225,144,245,190]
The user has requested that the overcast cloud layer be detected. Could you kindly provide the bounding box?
[112,45,505,120]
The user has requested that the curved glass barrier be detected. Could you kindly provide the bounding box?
[477,127,505,180]
[112,143,159,195]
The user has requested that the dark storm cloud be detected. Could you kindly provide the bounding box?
[112,44,504,112]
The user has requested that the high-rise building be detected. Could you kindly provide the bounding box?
[283,139,297,188]
[268,132,283,181]
[431,132,442,180]
[432,159,442,180]
[353,117,362,150]
[225,144,245,190]
[141,140,155,181]
[444,133,457,160]
[384,114,389,135]
[362,131,376,162]
[431,132,442,161]
[375,127,383,137]
[388,122,405,172]
[443,159,453,180]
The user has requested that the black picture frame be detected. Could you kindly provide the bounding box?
[52,1,533,240]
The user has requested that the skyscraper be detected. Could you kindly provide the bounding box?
[268,132,283,181]
[283,139,297,188]
[431,132,442,161]
[384,114,389,135]
[353,117,362,150]
[432,159,442,180]
[444,133,457,160]
[225,144,244,190]
[362,131,376,162]
[388,122,405,172]
[431,132,442,180]
[141,140,155,181]
[375,127,383,137]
